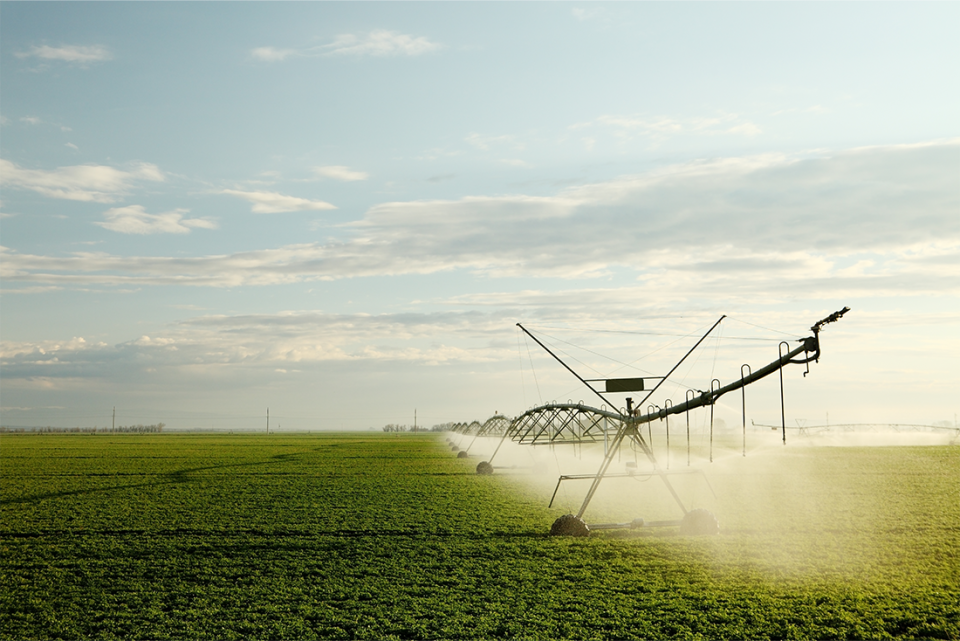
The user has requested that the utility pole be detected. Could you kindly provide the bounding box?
[414,409,417,432]
[266,408,270,434]
[112,406,115,431]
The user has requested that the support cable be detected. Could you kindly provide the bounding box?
[523,333,543,406]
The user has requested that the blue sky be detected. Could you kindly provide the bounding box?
[1,2,958,431]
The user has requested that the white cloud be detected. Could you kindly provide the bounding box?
[323,30,441,57]
[250,47,297,61]
[0,311,511,387]
[0,285,63,295]
[314,165,369,181]
[95,205,217,235]
[500,159,533,168]
[0,160,164,203]
[253,30,441,63]
[2,305,956,413]
[20,116,41,125]
[573,113,762,140]
[3,305,955,433]
[65,143,79,151]
[220,189,337,214]
[16,45,112,63]
[3,140,957,296]
[174,310,507,365]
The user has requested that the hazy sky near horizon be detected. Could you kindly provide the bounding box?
[2,2,958,431]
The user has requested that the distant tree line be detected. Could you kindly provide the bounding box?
[382,422,468,432]
[0,423,165,434]
[383,423,426,432]
[381,423,448,432]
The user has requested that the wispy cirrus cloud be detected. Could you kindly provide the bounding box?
[220,189,337,214]
[250,47,297,62]
[0,159,164,203]
[251,30,441,62]
[572,113,762,140]
[15,44,113,64]
[314,166,369,181]
[323,30,441,57]
[95,205,217,235]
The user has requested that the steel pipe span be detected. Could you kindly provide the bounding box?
[452,415,512,436]
[505,334,820,447]
[474,308,849,534]
[474,414,512,437]
[510,404,621,445]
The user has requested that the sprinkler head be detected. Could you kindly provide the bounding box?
[476,461,494,475]
[457,450,469,458]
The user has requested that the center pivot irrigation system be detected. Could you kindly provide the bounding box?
[455,308,850,537]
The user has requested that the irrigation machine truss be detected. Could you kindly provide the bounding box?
[463,308,850,537]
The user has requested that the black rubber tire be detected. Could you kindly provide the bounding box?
[550,514,590,537]
[679,508,720,536]
[450,445,459,451]
[456,450,469,459]
[476,461,494,475]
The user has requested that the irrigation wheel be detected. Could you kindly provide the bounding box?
[456,450,469,459]
[679,508,720,536]
[550,514,590,537]
[476,461,494,475]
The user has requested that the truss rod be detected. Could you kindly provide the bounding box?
[573,317,726,518]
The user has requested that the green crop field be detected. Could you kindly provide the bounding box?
[1,433,958,640]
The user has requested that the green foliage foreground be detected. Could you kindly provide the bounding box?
[1,433,957,640]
